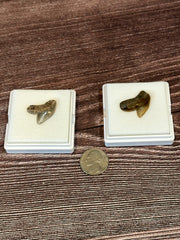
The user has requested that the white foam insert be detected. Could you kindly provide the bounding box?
[4,89,76,153]
[103,82,174,146]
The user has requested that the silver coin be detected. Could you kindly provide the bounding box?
[80,148,109,175]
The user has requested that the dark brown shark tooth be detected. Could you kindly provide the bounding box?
[120,91,150,118]
[27,100,56,124]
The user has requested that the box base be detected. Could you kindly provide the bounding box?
[105,138,174,147]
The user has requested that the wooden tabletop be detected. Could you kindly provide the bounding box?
[0,1,179,239]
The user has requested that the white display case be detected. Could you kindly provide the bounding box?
[4,89,76,153]
[103,82,174,146]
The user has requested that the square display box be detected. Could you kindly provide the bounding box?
[4,89,76,153]
[103,82,174,147]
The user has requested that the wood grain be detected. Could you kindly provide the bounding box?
[0,0,179,239]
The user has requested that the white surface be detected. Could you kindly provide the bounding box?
[103,82,174,146]
[4,89,76,153]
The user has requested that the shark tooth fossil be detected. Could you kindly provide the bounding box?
[120,91,150,118]
[27,100,56,124]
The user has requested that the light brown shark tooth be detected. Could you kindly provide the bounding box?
[27,100,56,124]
